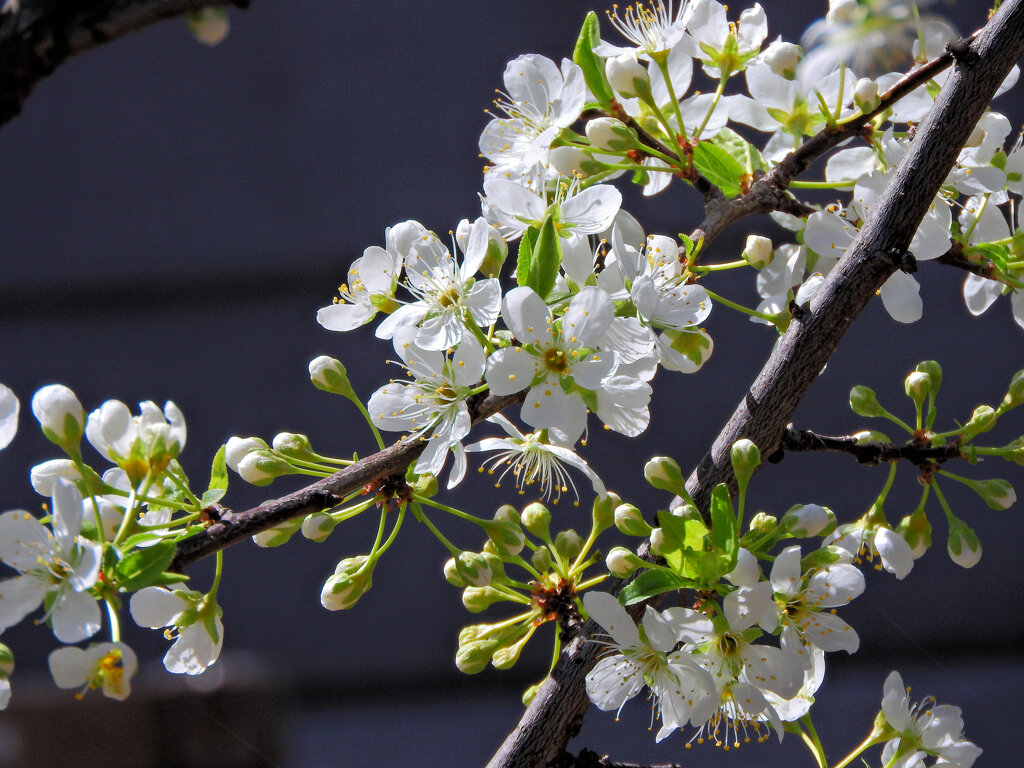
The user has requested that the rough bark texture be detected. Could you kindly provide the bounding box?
[0,0,243,126]
[485,3,1024,767]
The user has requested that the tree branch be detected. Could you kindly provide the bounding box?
[0,0,246,126]
[772,425,965,469]
[484,3,1024,767]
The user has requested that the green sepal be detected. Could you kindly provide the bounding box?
[573,12,614,109]
[516,226,539,288]
[619,569,691,605]
[115,540,177,592]
[691,141,745,198]
[631,167,651,186]
[526,214,563,300]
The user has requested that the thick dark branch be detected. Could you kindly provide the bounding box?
[486,4,1024,767]
[0,0,244,126]
[774,425,965,468]
[170,390,524,571]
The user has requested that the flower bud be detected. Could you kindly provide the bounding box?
[747,511,777,533]
[742,235,773,268]
[272,432,316,461]
[660,327,714,372]
[897,508,931,559]
[320,555,372,610]
[606,546,643,577]
[914,360,943,395]
[585,117,636,152]
[998,369,1024,414]
[481,551,508,584]
[969,478,1016,510]
[643,456,687,496]
[520,502,551,539]
[531,547,553,572]
[960,405,997,442]
[224,436,268,472]
[443,557,466,587]
[301,511,338,543]
[903,371,930,407]
[186,8,229,46]
[308,356,357,399]
[0,643,13,678]
[591,491,621,534]
[781,503,835,537]
[826,0,858,24]
[946,517,982,568]
[31,384,85,452]
[236,450,292,486]
[492,627,532,670]
[29,459,80,497]
[411,472,438,498]
[462,586,506,613]
[494,505,520,525]
[455,551,493,587]
[849,385,885,417]
[648,527,666,556]
[730,438,761,489]
[853,77,880,112]
[252,516,304,548]
[550,146,602,178]
[605,53,651,99]
[763,41,801,79]
[554,529,583,561]
[483,518,526,557]
[455,623,522,674]
[614,503,652,537]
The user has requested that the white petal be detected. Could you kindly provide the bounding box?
[485,347,538,396]
[52,589,102,644]
[880,272,923,324]
[130,586,189,628]
[0,384,18,450]
[501,286,551,346]
[48,646,88,689]
[584,591,640,648]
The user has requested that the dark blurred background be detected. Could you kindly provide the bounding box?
[0,1,1021,766]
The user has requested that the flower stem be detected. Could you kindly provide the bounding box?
[702,287,779,321]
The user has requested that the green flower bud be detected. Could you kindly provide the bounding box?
[969,478,1016,510]
[31,384,85,454]
[946,516,982,568]
[491,626,533,670]
[550,146,605,178]
[742,235,773,269]
[605,53,651,99]
[614,503,652,537]
[781,503,835,537]
[521,502,551,539]
[585,117,636,152]
[591,491,621,534]
[850,385,885,417]
[960,405,997,442]
[455,623,522,674]
[648,527,666,556]
[455,551,493,587]
[252,516,304,548]
[481,552,508,584]
[554,529,583,561]
[300,511,339,543]
[730,438,761,489]
[236,450,293,486]
[482,518,526,557]
[764,41,800,78]
[897,508,932,558]
[443,557,466,587]
[522,681,543,706]
[531,547,553,572]
[644,456,687,496]
[272,432,316,461]
[411,472,438,498]
[747,511,778,534]
[915,360,943,394]
[998,369,1024,414]
[494,504,520,525]
[0,643,14,678]
[669,501,702,521]
[606,546,643,577]
[320,555,372,611]
[308,356,357,399]
[904,371,930,407]
[462,586,507,613]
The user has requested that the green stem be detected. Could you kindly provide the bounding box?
[163,465,202,508]
[692,259,749,272]
[350,395,386,451]
[466,315,497,356]
[207,550,224,600]
[416,495,486,527]
[693,77,726,142]
[789,179,856,189]
[652,54,689,144]
[799,714,829,768]
[832,733,884,768]
[703,288,779,321]
[412,503,461,557]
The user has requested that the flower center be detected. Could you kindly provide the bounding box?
[543,347,570,375]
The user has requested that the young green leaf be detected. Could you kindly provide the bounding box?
[527,214,563,300]
[115,540,177,592]
[692,141,745,198]
[619,569,690,605]
[572,11,614,108]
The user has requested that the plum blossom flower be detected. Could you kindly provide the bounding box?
[130,585,224,675]
[681,0,767,78]
[368,328,485,479]
[480,54,585,182]
[0,479,102,643]
[49,642,137,701]
[959,195,1024,331]
[826,520,914,579]
[374,218,501,350]
[482,176,622,241]
[466,414,606,503]
[880,671,982,768]
[85,399,187,480]
[584,591,715,741]
[595,1,691,58]
[316,229,402,333]
[485,286,615,432]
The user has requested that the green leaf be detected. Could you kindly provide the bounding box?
[146,571,190,588]
[208,444,228,492]
[526,214,563,300]
[709,484,738,571]
[200,488,227,507]
[516,226,538,287]
[619,569,691,605]
[691,141,744,198]
[974,242,1010,272]
[711,127,767,175]
[115,540,177,592]
[573,12,614,108]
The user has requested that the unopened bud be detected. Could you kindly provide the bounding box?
[781,503,835,537]
[998,369,1024,414]
[551,146,601,178]
[521,502,551,539]
[960,405,997,442]
[730,439,761,489]
[969,478,1016,510]
[252,516,304,548]
[554,529,584,561]
[444,557,466,587]
[236,450,292,486]
[585,117,636,152]
[904,371,931,407]
[272,432,316,461]
[914,360,943,395]
[531,547,553,572]
[591,491,621,534]
[649,527,666,556]
[853,77,880,112]
[606,546,643,577]
[301,511,338,543]
[747,511,778,533]
[614,503,652,537]
[320,556,372,610]
[742,235,773,268]
[605,53,651,99]
[309,356,356,399]
[850,385,885,418]
[455,551,493,587]
[946,516,982,568]
[826,0,858,24]
[224,436,269,472]
[644,456,687,496]
[31,384,85,452]
[763,41,801,79]
[463,586,506,613]
[482,518,525,557]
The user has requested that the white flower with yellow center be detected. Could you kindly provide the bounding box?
[49,642,137,701]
